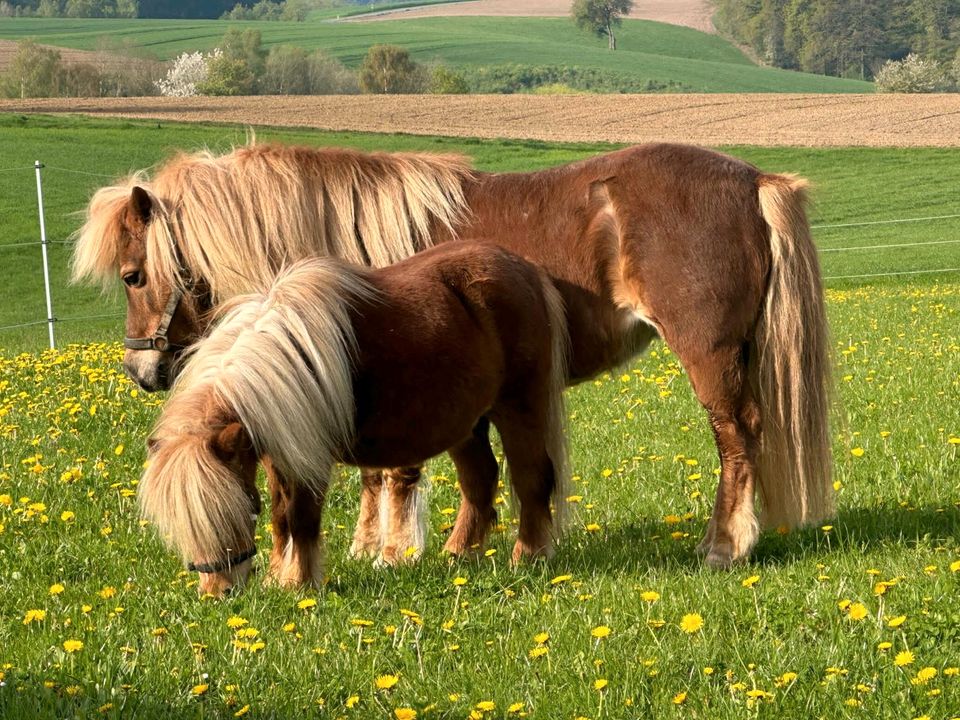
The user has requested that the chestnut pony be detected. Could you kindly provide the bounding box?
[76,141,831,569]
[139,243,570,595]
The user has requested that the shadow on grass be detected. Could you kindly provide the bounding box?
[550,503,960,576]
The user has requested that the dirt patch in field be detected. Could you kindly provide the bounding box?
[3,94,960,148]
[348,0,716,34]
[0,40,151,73]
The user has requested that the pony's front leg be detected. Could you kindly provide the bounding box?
[378,466,426,566]
[349,469,385,559]
[265,459,328,588]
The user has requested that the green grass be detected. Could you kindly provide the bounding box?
[0,16,873,93]
[1,114,960,718]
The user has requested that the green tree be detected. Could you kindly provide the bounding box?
[358,44,424,94]
[429,65,468,94]
[0,39,62,98]
[197,52,255,95]
[571,0,634,50]
[221,27,265,76]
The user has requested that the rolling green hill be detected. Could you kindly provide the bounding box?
[0,16,873,93]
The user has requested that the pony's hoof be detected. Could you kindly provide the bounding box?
[348,538,381,560]
[511,539,554,564]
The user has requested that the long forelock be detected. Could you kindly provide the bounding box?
[139,426,255,565]
[71,176,142,288]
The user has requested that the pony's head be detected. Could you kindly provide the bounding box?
[72,181,210,392]
[141,415,261,597]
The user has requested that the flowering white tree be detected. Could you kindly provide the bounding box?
[155,49,221,97]
[875,54,947,93]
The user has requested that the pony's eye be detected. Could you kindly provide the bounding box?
[122,271,143,288]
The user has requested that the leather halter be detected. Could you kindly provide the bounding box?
[188,546,257,575]
[124,281,192,353]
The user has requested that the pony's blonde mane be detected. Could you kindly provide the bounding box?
[72,143,472,299]
[140,257,374,562]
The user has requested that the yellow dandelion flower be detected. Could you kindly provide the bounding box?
[114,444,124,456]
[507,702,525,714]
[475,701,495,712]
[887,615,906,628]
[640,591,660,602]
[594,679,608,691]
[99,586,116,599]
[878,642,893,651]
[375,674,399,690]
[226,616,248,628]
[448,694,460,702]
[60,511,75,522]
[283,622,296,632]
[679,613,703,633]
[741,575,761,589]
[452,577,468,587]
[394,710,417,720]
[191,684,208,696]
[776,672,797,687]
[847,602,868,621]
[850,448,864,457]
[672,691,687,705]
[550,574,572,585]
[584,523,601,532]
[915,667,937,683]
[49,583,65,595]
[894,650,915,667]
[350,618,373,627]
[950,560,960,573]
[345,695,359,709]
[234,706,250,717]
[297,598,317,610]
[63,639,83,653]
[23,609,46,624]
[591,625,611,639]
[943,667,959,676]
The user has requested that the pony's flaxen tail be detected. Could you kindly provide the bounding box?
[754,174,833,530]
[539,273,571,533]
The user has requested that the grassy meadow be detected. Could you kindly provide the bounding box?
[1,115,960,719]
[0,15,873,93]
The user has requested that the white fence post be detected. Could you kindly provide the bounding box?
[34,160,55,350]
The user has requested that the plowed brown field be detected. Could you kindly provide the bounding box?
[4,94,960,147]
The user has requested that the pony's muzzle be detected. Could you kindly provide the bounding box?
[123,349,176,392]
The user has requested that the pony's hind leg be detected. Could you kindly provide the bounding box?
[349,469,384,559]
[378,466,426,566]
[444,418,499,556]
[490,411,557,563]
[682,343,762,569]
[266,460,327,588]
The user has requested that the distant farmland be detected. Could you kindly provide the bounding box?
[0,16,872,93]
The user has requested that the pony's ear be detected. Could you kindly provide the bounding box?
[127,186,154,227]
[211,422,253,463]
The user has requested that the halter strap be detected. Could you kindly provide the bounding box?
[124,281,192,353]
[187,546,257,575]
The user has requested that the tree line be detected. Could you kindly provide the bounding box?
[711,0,960,81]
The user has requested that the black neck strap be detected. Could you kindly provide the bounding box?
[187,546,257,574]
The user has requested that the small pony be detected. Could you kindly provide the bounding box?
[139,242,569,595]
